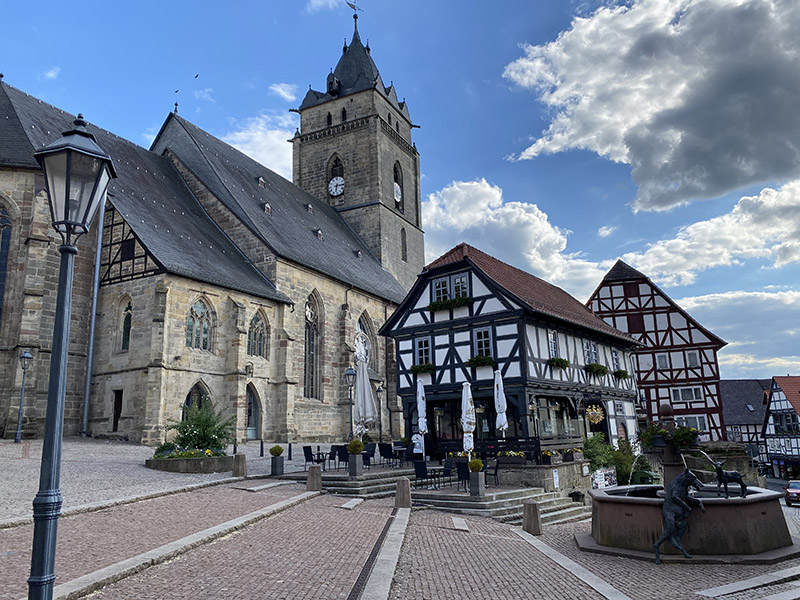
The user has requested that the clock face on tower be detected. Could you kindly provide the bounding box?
[393,182,403,204]
[328,176,345,197]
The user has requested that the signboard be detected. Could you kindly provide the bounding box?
[591,467,618,489]
[553,469,560,490]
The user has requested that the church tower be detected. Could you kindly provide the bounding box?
[292,14,424,292]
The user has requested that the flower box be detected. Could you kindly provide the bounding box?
[563,451,583,462]
[541,454,563,466]
[498,456,527,465]
[145,455,233,473]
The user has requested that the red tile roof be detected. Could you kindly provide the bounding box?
[426,243,636,344]
[774,376,800,416]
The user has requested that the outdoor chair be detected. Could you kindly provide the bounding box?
[303,445,325,471]
[379,443,396,467]
[336,445,350,470]
[441,458,454,487]
[413,460,441,489]
[363,443,376,470]
[327,445,341,471]
[456,461,470,493]
[401,444,415,468]
[485,460,500,487]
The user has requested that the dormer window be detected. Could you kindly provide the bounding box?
[307,203,313,214]
[264,203,271,215]
[356,250,363,260]
[257,176,266,188]
[316,229,323,240]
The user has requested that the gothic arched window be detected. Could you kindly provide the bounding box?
[401,228,407,262]
[357,312,378,371]
[0,206,11,322]
[247,313,269,358]
[120,301,132,351]
[326,112,332,127]
[186,299,212,350]
[183,383,209,420]
[393,162,404,213]
[341,107,347,122]
[330,156,344,180]
[304,296,321,399]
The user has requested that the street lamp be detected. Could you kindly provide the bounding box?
[28,114,116,600]
[376,384,383,442]
[344,365,356,440]
[15,350,34,443]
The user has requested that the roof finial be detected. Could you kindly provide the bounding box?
[343,38,348,53]
[0,73,4,81]
[174,102,178,114]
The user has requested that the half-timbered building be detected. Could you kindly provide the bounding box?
[380,244,639,459]
[763,376,800,479]
[720,379,771,463]
[587,260,727,441]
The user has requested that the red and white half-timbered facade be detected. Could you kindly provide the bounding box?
[587,260,727,441]
[763,376,800,478]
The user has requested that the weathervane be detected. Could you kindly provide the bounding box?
[346,1,362,14]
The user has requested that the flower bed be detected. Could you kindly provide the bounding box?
[145,455,233,473]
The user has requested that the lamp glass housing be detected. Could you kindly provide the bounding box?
[344,366,356,387]
[19,350,33,371]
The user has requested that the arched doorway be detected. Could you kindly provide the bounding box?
[183,383,208,420]
[246,385,261,440]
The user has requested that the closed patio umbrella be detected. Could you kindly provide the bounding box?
[461,382,476,461]
[353,334,377,440]
[416,379,428,458]
[494,369,509,438]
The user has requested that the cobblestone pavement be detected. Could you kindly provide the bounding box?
[0,437,330,522]
[0,480,307,600]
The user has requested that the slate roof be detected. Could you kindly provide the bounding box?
[591,259,727,349]
[719,379,770,426]
[423,243,637,345]
[298,16,411,122]
[0,81,290,304]
[151,113,407,304]
[774,376,800,417]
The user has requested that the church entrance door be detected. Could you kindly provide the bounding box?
[246,386,260,440]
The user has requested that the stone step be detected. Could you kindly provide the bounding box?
[541,504,593,524]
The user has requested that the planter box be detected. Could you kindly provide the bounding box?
[349,454,363,477]
[145,455,233,474]
[498,456,527,465]
[541,454,563,466]
[475,366,493,380]
[271,456,284,476]
[563,451,583,462]
[469,471,485,496]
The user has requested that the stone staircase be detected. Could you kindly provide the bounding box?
[281,468,416,499]
[411,486,592,526]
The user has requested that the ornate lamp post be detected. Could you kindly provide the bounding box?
[15,350,34,443]
[344,365,356,440]
[28,115,116,600]
[376,384,383,442]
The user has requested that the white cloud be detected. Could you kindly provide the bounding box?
[42,67,60,80]
[306,0,339,12]
[597,225,616,238]
[676,290,800,378]
[269,83,298,102]
[422,179,610,298]
[222,113,297,180]
[194,88,216,103]
[504,0,800,210]
[621,180,800,286]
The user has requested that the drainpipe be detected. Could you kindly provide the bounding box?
[80,200,107,437]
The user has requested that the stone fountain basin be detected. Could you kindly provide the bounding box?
[589,485,791,555]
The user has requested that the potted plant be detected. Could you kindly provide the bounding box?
[468,458,485,496]
[638,422,670,449]
[541,450,562,465]
[671,426,700,449]
[270,445,285,476]
[547,357,570,370]
[427,296,473,312]
[347,439,364,477]
[409,363,435,375]
[563,448,583,462]
[496,451,526,465]
[613,369,629,380]
[584,363,609,378]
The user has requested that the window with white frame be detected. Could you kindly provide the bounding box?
[614,401,625,415]
[474,327,492,357]
[452,273,469,299]
[547,329,559,359]
[432,273,470,303]
[675,414,707,432]
[583,340,598,364]
[686,350,700,368]
[656,353,669,369]
[433,278,449,303]
[611,349,620,371]
[414,337,432,366]
[671,387,703,402]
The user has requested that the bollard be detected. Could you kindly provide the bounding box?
[288,443,292,461]
[233,439,238,455]
[307,464,322,491]
[233,453,247,478]
[395,476,412,508]
[522,500,543,536]
[260,440,264,457]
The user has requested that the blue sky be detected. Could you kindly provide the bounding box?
[3,0,799,380]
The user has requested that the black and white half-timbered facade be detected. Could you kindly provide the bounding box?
[379,244,640,459]
[763,376,800,479]
[588,260,727,441]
